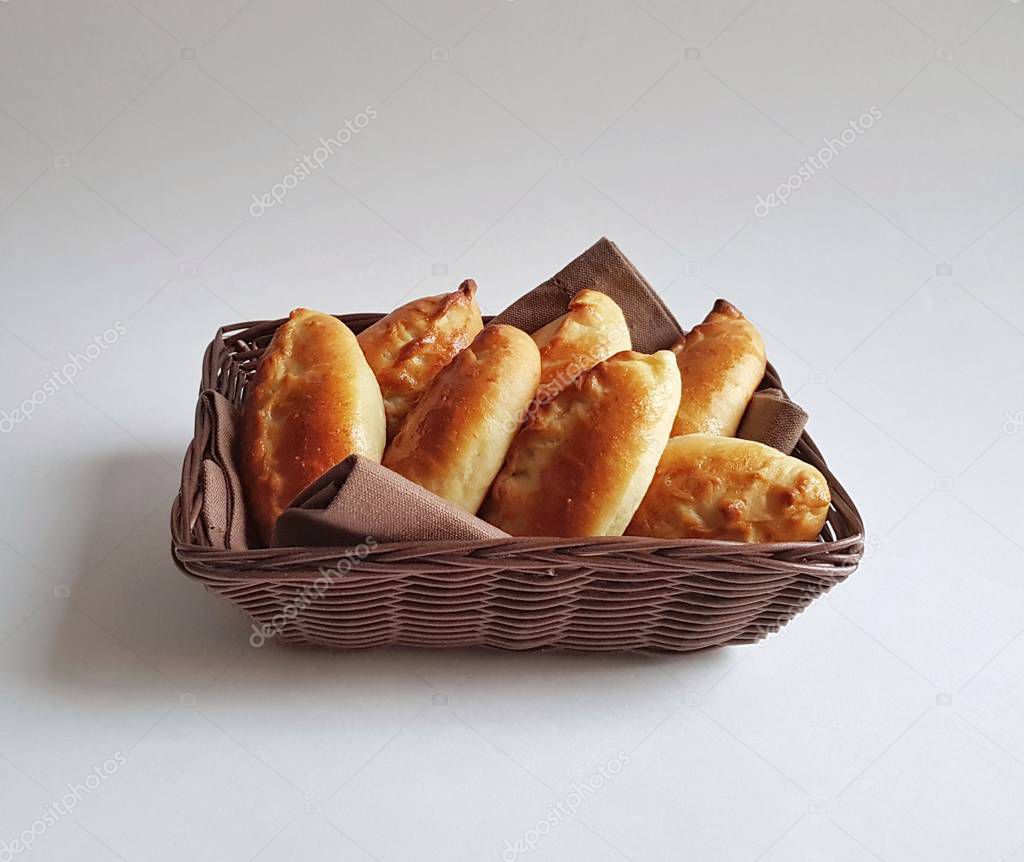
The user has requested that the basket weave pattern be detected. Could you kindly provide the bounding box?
[171,314,865,652]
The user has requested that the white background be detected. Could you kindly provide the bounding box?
[1,0,1023,860]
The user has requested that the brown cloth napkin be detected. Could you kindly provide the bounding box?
[737,388,808,455]
[198,390,250,550]
[273,456,508,546]
[491,237,684,353]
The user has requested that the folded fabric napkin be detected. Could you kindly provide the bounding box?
[737,388,808,455]
[491,237,684,353]
[197,390,251,550]
[200,237,810,548]
[273,456,508,546]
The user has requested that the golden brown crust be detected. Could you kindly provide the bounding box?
[626,434,831,543]
[382,324,541,514]
[672,299,766,436]
[241,308,386,544]
[357,279,484,440]
[530,289,632,404]
[481,350,681,537]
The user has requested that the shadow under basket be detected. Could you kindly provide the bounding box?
[171,313,865,653]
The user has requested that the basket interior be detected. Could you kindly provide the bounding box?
[172,312,865,561]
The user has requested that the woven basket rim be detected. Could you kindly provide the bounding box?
[170,526,865,558]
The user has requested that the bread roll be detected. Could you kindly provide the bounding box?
[626,435,830,543]
[481,350,681,537]
[531,289,632,403]
[672,300,766,436]
[241,308,386,544]
[382,324,540,514]
[357,279,484,440]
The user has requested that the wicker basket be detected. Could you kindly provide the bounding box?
[171,313,865,652]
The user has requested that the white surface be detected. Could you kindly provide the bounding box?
[1,0,1022,859]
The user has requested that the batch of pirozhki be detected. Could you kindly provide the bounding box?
[240,281,830,547]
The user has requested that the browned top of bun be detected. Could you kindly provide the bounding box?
[383,324,541,514]
[672,299,766,436]
[481,350,681,537]
[241,308,386,544]
[530,288,632,402]
[358,279,484,439]
[626,434,831,543]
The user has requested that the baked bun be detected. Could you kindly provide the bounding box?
[481,350,681,537]
[626,434,831,543]
[241,308,386,544]
[382,324,540,514]
[672,300,766,436]
[531,289,632,403]
[357,279,484,440]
